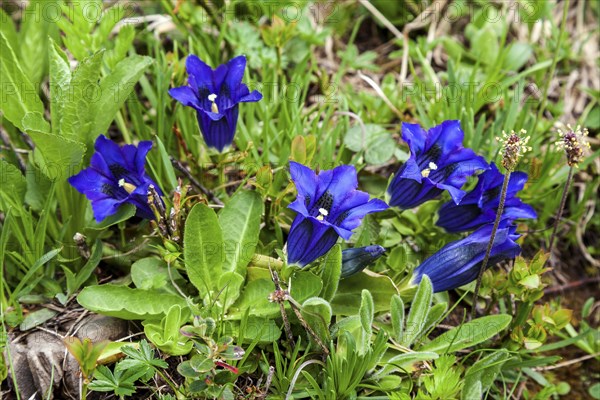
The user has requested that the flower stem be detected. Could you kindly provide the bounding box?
[471,171,511,320]
[546,166,574,264]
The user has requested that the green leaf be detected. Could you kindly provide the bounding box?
[301,297,332,345]
[503,42,533,71]
[92,55,153,136]
[390,295,404,342]
[77,285,187,320]
[155,136,178,191]
[419,315,512,354]
[218,271,245,311]
[0,9,19,53]
[0,160,26,205]
[49,39,72,135]
[462,349,511,399]
[332,270,398,315]
[218,190,264,276]
[22,112,50,133]
[470,26,499,64]
[360,289,374,334]
[19,308,58,331]
[68,239,103,296]
[130,257,179,293]
[223,317,282,343]
[60,50,104,143]
[401,275,433,347]
[28,130,85,180]
[320,244,342,302]
[184,203,223,295]
[344,124,395,165]
[0,32,44,131]
[19,0,55,85]
[86,203,136,230]
[228,268,321,318]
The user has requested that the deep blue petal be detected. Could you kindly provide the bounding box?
[169,86,202,109]
[287,216,340,267]
[289,161,318,216]
[186,54,215,93]
[401,123,427,154]
[196,108,235,151]
[341,245,386,278]
[414,223,521,292]
[223,55,247,96]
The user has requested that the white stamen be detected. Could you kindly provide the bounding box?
[421,169,430,177]
[118,178,137,194]
[428,162,438,170]
[208,93,217,102]
[316,207,329,221]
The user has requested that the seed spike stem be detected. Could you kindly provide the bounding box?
[546,166,574,265]
[471,171,511,320]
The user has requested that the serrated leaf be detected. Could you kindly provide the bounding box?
[60,50,104,144]
[28,130,85,180]
[218,190,263,276]
[0,32,44,131]
[184,203,223,295]
[49,39,72,134]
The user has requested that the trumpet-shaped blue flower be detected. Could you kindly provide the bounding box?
[287,162,389,267]
[169,55,262,152]
[68,135,163,222]
[387,121,488,209]
[436,163,537,233]
[341,245,386,278]
[413,222,521,293]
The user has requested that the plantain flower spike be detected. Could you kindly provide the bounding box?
[555,124,590,167]
[496,129,532,171]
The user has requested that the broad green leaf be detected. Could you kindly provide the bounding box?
[401,276,433,347]
[228,268,322,318]
[19,0,55,85]
[344,124,395,165]
[218,190,264,276]
[0,160,26,205]
[332,270,398,315]
[462,349,511,399]
[0,9,19,52]
[223,317,282,343]
[49,39,72,135]
[301,297,332,345]
[131,257,180,294]
[0,32,44,131]
[92,55,153,136]
[22,112,50,133]
[503,42,533,71]
[184,203,223,295]
[104,24,135,68]
[77,285,187,320]
[420,315,512,354]
[320,244,341,302]
[218,271,245,311]
[60,50,104,144]
[28,130,85,180]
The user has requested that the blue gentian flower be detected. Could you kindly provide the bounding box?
[68,135,163,222]
[413,222,521,293]
[341,245,386,278]
[436,163,537,233]
[169,55,262,152]
[287,162,389,267]
[387,121,488,209]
